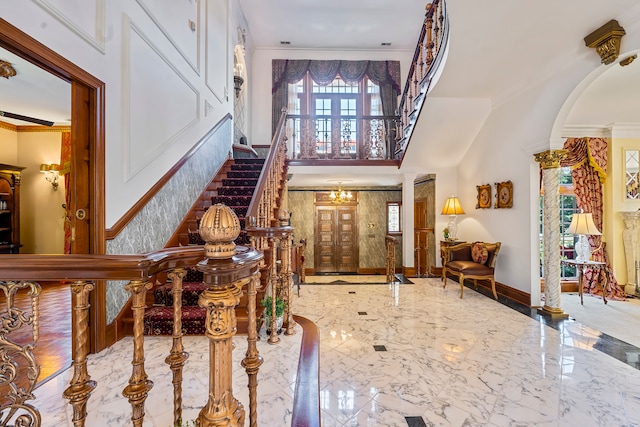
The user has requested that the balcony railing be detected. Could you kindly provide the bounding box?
[395,0,449,163]
[286,114,400,161]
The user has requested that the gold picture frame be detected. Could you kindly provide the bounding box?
[476,184,491,209]
[495,180,513,209]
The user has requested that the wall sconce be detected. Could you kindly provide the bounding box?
[40,163,60,190]
[233,63,244,98]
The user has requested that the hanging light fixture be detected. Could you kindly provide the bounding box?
[329,182,353,204]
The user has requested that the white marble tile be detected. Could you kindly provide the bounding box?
[26,277,640,426]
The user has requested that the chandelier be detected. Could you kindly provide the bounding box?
[329,184,353,204]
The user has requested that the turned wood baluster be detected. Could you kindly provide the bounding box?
[164,268,189,427]
[433,2,441,53]
[425,4,435,67]
[122,280,154,427]
[63,280,96,427]
[282,233,296,335]
[241,271,263,427]
[268,236,281,344]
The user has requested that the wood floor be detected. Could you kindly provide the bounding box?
[3,281,72,389]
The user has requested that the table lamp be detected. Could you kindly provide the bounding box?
[441,196,465,240]
[566,212,601,262]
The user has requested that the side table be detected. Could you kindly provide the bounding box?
[561,259,608,305]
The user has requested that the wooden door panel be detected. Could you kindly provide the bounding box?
[314,204,358,273]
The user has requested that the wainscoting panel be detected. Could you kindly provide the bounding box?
[135,0,200,74]
[32,0,106,52]
[205,0,229,103]
[123,17,200,180]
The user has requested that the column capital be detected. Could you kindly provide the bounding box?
[534,149,567,169]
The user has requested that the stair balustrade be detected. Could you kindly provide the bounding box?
[395,0,449,163]
[0,242,263,427]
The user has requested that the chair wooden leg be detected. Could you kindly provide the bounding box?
[473,279,478,290]
[458,274,464,298]
[443,269,448,289]
[491,277,497,300]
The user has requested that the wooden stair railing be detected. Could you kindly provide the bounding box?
[395,0,449,164]
[0,243,264,427]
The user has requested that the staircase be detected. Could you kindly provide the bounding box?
[143,157,267,336]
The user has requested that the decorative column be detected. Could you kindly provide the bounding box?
[620,211,640,294]
[534,150,568,318]
[279,210,296,336]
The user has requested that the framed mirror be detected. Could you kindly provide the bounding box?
[626,149,640,199]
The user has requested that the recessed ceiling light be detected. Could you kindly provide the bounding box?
[381,42,391,46]
[280,41,291,45]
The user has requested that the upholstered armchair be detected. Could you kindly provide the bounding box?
[442,242,501,299]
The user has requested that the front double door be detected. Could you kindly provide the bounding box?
[314,204,359,273]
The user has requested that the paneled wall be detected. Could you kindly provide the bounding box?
[288,188,402,273]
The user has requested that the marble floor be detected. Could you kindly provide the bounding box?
[32,277,640,426]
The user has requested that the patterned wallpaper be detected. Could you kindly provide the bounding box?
[105,119,232,323]
[288,188,402,272]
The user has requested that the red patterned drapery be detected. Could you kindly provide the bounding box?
[271,59,401,135]
[561,137,625,300]
[60,131,72,254]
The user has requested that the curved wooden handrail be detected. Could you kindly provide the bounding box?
[395,0,449,165]
[245,108,288,225]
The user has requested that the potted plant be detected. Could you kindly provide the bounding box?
[261,295,286,333]
[443,227,450,240]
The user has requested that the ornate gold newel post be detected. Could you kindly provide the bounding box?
[63,280,96,427]
[123,280,154,427]
[196,204,263,427]
[534,150,569,318]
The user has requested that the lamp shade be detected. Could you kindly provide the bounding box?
[566,212,601,235]
[441,196,465,215]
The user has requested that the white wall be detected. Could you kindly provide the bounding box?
[17,131,66,254]
[0,126,18,164]
[0,0,250,228]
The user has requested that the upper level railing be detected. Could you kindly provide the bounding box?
[286,114,400,161]
[395,0,449,164]
[246,108,289,240]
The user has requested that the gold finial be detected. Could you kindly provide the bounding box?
[198,204,241,258]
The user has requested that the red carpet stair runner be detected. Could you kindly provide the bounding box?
[143,158,266,336]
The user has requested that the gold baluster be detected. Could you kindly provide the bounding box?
[268,236,281,344]
[164,268,189,427]
[241,271,263,427]
[122,280,154,427]
[63,280,96,427]
[282,233,296,335]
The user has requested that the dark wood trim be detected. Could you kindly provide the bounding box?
[0,17,107,351]
[540,278,579,293]
[403,266,416,277]
[291,315,321,427]
[105,113,233,240]
[251,144,271,149]
[357,268,386,275]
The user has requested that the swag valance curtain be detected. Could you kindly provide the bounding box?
[271,59,401,135]
[560,137,625,300]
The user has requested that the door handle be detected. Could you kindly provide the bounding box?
[76,209,87,220]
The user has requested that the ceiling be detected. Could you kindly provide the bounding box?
[3,1,640,187]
